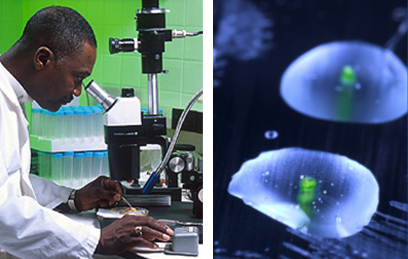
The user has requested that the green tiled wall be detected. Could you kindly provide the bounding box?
[1,0,203,123]
[0,0,23,54]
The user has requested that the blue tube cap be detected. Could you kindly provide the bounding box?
[141,173,160,194]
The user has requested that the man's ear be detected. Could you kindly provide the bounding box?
[34,46,55,71]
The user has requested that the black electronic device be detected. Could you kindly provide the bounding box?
[167,144,203,218]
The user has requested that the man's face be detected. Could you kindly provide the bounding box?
[33,41,96,112]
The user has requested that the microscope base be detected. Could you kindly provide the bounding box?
[123,184,182,202]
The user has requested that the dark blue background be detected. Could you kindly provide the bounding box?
[213,0,407,257]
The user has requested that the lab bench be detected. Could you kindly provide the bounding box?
[65,201,203,259]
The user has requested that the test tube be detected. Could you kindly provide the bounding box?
[53,108,65,143]
[102,151,109,177]
[30,108,41,136]
[83,151,93,185]
[43,151,51,180]
[63,107,74,142]
[82,107,93,139]
[51,153,63,185]
[41,110,53,138]
[89,106,98,137]
[92,106,104,137]
[93,151,105,178]
[38,109,44,137]
[73,152,84,188]
[37,151,44,177]
[73,107,85,141]
[38,151,51,179]
[62,151,74,188]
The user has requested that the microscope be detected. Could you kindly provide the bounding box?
[85,0,202,202]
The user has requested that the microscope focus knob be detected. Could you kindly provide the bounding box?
[168,155,186,174]
[197,187,203,203]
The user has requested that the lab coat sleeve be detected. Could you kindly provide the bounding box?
[0,69,100,258]
[0,156,100,258]
[29,174,72,209]
[0,161,100,259]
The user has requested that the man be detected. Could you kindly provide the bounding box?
[0,6,173,258]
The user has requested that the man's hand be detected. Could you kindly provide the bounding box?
[75,176,124,211]
[95,215,174,255]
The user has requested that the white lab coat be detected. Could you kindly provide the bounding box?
[0,61,100,258]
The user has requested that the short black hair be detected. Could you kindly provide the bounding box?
[18,6,97,63]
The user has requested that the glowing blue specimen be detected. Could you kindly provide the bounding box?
[280,41,407,124]
[214,0,273,61]
[213,0,273,87]
[228,148,379,238]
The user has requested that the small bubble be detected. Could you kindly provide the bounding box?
[318,198,322,201]
[340,194,343,197]
[300,175,304,179]
[336,216,342,223]
[354,83,361,90]
[275,184,278,188]
[214,241,219,246]
[319,180,322,183]
[317,209,320,212]
[295,205,300,209]
[323,190,327,194]
[265,171,270,175]
[264,130,279,140]
[264,179,269,183]
[312,201,315,204]
[361,252,368,258]
[331,183,334,186]
[264,247,270,252]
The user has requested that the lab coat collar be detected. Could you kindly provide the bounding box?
[0,61,33,105]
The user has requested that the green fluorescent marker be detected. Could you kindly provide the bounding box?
[336,65,357,121]
[298,176,317,218]
[340,65,357,87]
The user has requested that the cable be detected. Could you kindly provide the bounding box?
[187,31,203,36]
[142,88,204,194]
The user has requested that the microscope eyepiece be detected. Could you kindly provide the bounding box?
[85,80,117,110]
